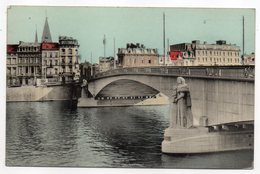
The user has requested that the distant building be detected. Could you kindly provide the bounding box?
[41,42,60,79]
[169,40,241,66]
[243,53,255,65]
[117,43,159,68]
[93,63,100,75]
[99,56,114,72]
[59,36,80,81]
[7,44,19,86]
[80,61,92,80]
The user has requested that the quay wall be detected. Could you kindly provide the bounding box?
[7,85,72,102]
[162,127,254,154]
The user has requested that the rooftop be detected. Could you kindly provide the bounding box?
[7,44,18,53]
[41,42,59,50]
[18,41,40,47]
[99,56,114,62]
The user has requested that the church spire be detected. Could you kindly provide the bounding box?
[41,17,52,42]
[35,27,38,43]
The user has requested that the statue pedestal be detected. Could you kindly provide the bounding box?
[162,127,253,154]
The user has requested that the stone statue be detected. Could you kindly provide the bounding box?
[81,79,88,87]
[171,77,193,128]
[81,79,88,97]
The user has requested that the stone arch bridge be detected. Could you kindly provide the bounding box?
[82,66,254,126]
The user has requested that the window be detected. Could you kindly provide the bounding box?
[7,68,11,75]
[55,60,58,65]
[12,58,16,64]
[148,59,151,64]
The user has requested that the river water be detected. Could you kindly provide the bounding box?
[6,101,253,168]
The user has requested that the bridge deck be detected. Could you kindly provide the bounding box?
[91,65,254,82]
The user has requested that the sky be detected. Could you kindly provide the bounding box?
[7,6,255,63]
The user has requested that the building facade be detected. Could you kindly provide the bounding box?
[59,36,80,81]
[41,42,60,80]
[99,56,114,72]
[7,45,19,86]
[17,42,42,85]
[169,40,241,66]
[117,43,159,68]
[243,53,255,65]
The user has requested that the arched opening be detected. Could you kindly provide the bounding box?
[95,79,159,100]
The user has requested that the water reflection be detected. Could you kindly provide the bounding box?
[6,101,253,168]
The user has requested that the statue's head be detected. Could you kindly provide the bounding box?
[177,77,185,85]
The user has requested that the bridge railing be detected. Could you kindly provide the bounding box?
[92,66,255,81]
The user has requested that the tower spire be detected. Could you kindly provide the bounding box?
[242,16,245,56]
[35,26,38,43]
[42,17,52,42]
[103,34,106,57]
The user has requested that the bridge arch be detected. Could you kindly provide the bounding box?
[94,79,162,99]
[88,75,170,97]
